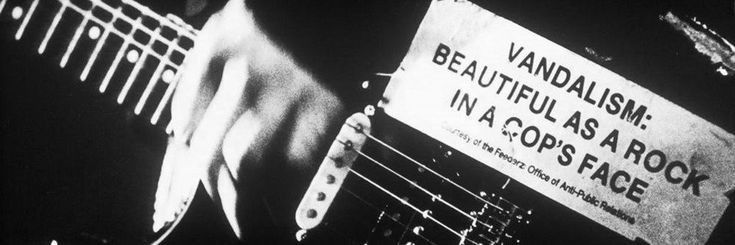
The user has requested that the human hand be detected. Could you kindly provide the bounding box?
[152,0,344,240]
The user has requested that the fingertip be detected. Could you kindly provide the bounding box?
[213,163,244,240]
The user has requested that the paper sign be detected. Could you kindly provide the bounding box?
[380,1,735,244]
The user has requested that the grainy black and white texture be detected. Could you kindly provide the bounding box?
[1,0,733,244]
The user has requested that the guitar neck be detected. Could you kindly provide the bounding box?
[2,0,198,131]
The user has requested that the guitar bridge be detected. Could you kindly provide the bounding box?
[460,192,533,245]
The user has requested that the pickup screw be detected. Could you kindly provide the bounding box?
[316,192,326,201]
[306,209,317,218]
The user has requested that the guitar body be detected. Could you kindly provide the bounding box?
[2,0,734,244]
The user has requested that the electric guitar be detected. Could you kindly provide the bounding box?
[1,0,648,244]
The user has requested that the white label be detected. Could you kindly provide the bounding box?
[380,1,735,244]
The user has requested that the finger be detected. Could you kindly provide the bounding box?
[152,137,198,232]
[214,158,241,238]
[217,111,264,240]
[219,55,316,176]
[216,63,318,238]
[189,54,248,191]
[221,110,262,181]
[151,17,224,232]
[153,138,177,214]
[168,17,223,144]
[187,55,250,237]
[202,59,311,239]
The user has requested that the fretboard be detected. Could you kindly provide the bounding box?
[2,0,198,132]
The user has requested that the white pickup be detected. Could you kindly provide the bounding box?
[295,113,371,230]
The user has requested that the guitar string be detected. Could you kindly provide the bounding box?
[345,122,504,211]
[336,186,440,245]
[344,140,516,244]
[341,139,513,233]
[349,168,481,245]
[354,118,529,229]
[338,152,490,244]
[340,182,436,245]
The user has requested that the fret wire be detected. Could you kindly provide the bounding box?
[347,123,500,209]
[79,7,120,82]
[117,27,161,104]
[349,168,480,245]
[0,0,7,15]
[98,17,139,93]
[165,117,174,134]
[38,1,68,54]
[151,69,184,126]
[346,141,511,231]
[58,0,192,118]
[82,0,195,55]
[135,39,177,115]
[59,6,92,68]
[14,0,39,40]
[63,2,184,70]
[59,2,191,59]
